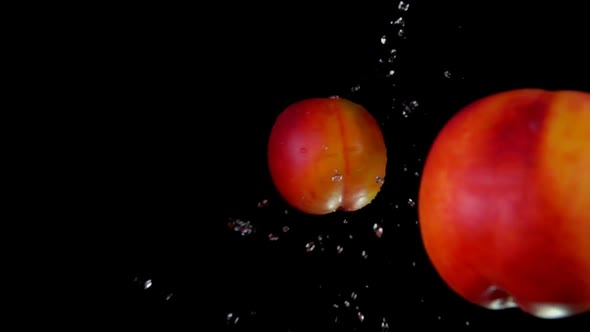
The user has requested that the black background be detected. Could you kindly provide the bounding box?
[95,1,590,330]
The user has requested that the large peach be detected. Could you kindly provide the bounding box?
[268,97,387,215]
[418,89,590,319]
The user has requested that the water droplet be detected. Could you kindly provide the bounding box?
[398,1,410,11]
[322,145,328,151]
[444,70,452,78]
[144,279,152,289]
[350,85,361,92]
[357,311,365,322]
[482,285,518,310]
[282,226,290,232]
[393,17,405,26]
[268,233,279,241]
[381,317,390,331]
[373,223,384,238]
[466,321,470,326]
[284,209,289,215]
[329,95,340,99]
[165,293,173,301]
[332,170,343,182]
[305,242,316,252]
[351,292,358,300]
[344,300,351,308]
[387,55,396,63]
[343,219,348,224]
[336,245,344,254]
[408,198,416,207]
[361,250,368,259]
[349,234,354,239]
[386,70,395,78]
[415,220,419,224]
[412,261,416,267]
[397,29,405,37]
[333,303,339,309]
[300,147,308,154]
[228,218,254,236]
[257,199,269,208]
[380,35,387,44]
[437,316,442,320]
[402,103,414,117]
[375,176,385,185]
[414,171,420,177]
